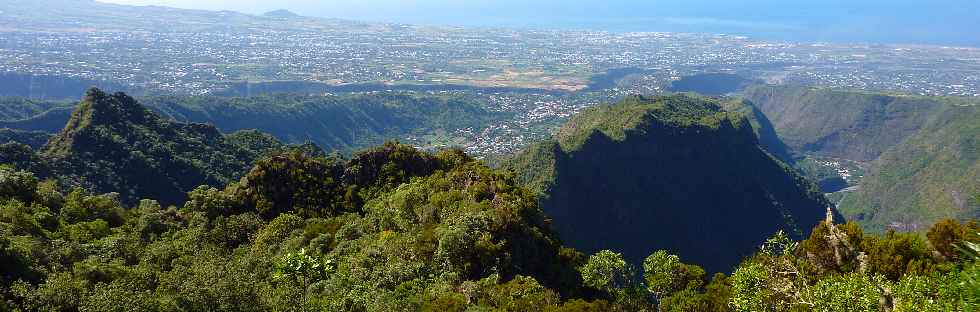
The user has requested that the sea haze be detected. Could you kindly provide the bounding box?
[102,0,980,46]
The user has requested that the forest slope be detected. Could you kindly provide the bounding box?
[507,95,832,273]
[838,104,980,232]
[0,93,499,154]
[13,89,301,205]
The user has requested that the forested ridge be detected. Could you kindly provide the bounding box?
[0,90,978,311]
[1,89,314,206]
[506,95,832,274]
[0,92,500,154]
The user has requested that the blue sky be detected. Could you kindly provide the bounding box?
[99,0,980,46]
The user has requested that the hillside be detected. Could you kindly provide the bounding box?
[0,97,73,121]
[720,98,794,164]
[507,95,832,273]
[0,129,50,149]
[743,85,980,232]
[36,88,298,205]
[838,104,980,232]
[141,93,499,153]
[743,85,946,162]
[0,93,500,154]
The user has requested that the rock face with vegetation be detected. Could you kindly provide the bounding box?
[508,95,832,273]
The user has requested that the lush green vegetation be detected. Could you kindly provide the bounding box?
[1,89,977,310]
[0,98,75,133]
[743,85,980,233]
[720,98,794,164]
[743,85,950,162]
[0,92,501,155]
[0,129,50,150]
[506,95,831,274]
[839,104,980,232]
[127,93,498,154]
[0,97,73,121]
[2,155,977,311]
[2,89,313,206]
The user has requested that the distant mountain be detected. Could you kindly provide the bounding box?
[0,129,50,149]
[263,9,300,19]
[506,94,832,273]
[0,107,75,133]
[34,88,301,205]
[0,97,73,121]
[141,94,499,153]
[668,73,755,96]
[0,72,137,100]
[0,0,363,33]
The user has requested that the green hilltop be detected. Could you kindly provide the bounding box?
[507,94,832,274]
[6,89,306,205]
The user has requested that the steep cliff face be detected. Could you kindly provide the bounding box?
[508,95,833,273]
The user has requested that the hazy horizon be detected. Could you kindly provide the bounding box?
[96,0,980,47]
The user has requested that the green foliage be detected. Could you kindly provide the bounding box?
[643,250,704,298]
[273,248,335,286]
[33,88,310,205]
[861,230,939,280]
[744,85,980,234]
[142,92,501,154]
[657,273,731,312]
[579,250,631,293]
[0,166,38,203]
[0,141,610,311]
[806,273,882,312]
[729,220,980,311]
[797,221,864,276]
[506,94,830,274]
[928,219,980,261]
[0,129,51,149]
[1,89,975,311]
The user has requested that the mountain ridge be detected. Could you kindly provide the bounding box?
[507,94,833,273]
[29,88,302,205]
